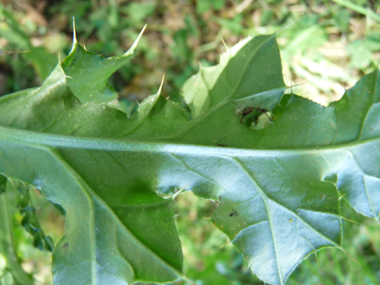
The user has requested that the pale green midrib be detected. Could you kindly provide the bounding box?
[40,146,186,282]
[47,148,97,285]
[232,157,283,285]
[167,34,279,140]
[0,125,379,157]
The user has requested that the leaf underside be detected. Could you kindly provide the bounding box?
[0,31,379,285]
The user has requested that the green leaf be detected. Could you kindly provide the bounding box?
[62,25,146,104]
[0,30,379,285]
[0,56,184,285]
[183,35,285,119]
[0,176,33,285]
[14,181,54,252]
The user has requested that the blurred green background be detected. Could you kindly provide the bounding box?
[0,0,379,284]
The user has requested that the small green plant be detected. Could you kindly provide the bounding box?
[0,25,379,285]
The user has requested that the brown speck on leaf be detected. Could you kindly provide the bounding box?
[62,242,69,249]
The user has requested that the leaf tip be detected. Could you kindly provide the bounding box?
[158,73,165,96]
[181,276,196,285]
[314,252,320,266]
[286,82,305,94]
[221,37,228,52]
[172,183,189,199]
[218,239,231,250]
[136,24,147,45]
[72,17,77,44]
[339,215,358,224]
[340,247,360,265]
[125,24,147,57]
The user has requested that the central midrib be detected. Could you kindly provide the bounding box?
[0,125,378,157]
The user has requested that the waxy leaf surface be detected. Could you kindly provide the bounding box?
[0,32,379,285]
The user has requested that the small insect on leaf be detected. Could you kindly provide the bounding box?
[240,107,272,124]
[240,107,253,124]
[229,209,238,217]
